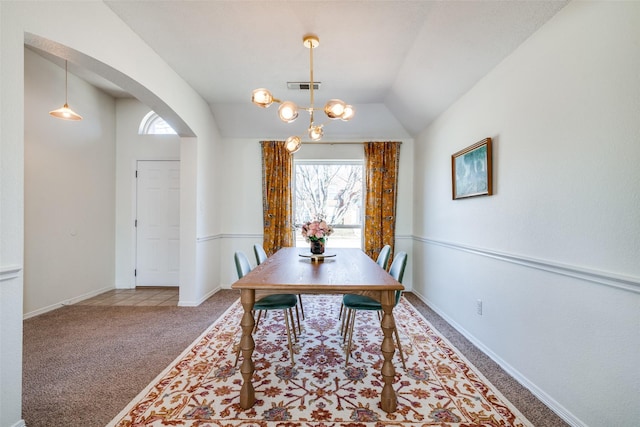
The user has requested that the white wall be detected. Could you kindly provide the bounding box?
[23,49,117,317]
[114,99,180,288]
[0,1,24,422]
[1,2,222,425]
[9,2,634,427]
[218,138,414,288]
[412,2,640,426]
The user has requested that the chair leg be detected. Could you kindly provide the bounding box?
[294,305,301,335]
[283,309,295,365]
[288,308,298,342]
[393,326,407,370]
[253,310,264,334]
[298,294,305,320]
[338,302,344,320]
[344,309,357,366]
[234,340,241,367]
[344,308,354,339]
[342,308,352,341]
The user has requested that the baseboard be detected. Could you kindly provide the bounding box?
[23,285,114,319]
[9,418,26,427]
[178,285,221,307]
[410,289,586,427]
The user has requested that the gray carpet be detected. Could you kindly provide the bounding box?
[22,290,568,426]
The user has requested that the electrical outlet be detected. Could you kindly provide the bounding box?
[476,299,483,315]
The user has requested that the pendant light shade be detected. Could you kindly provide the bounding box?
[324,99,346,119]
[278,101,299,122]
[49,104,83,121]
[341,104,355,121]
[285,136,302,153]
[50,60,83,121]
[251,88,276,108]
[308,125,324,141]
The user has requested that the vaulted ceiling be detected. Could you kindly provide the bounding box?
[76,1,568,139]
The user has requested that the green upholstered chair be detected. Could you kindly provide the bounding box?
[235,249,253,278]
[254,243,305,320]
[338,245,391,321]
[342,251,408,369]
[234,250,298,366]
[253,243,268,265]
[376,244,391,270]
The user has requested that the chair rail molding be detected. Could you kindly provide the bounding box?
[197,233,263,242]
[0,265,23,282]
[415,236,640,294]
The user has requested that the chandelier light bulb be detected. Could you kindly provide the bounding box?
[341,104,355,121]
[278,101,299,123]
[285,136,302,153]
[324,99,346,119]
[251,88,274,108]
[309,125,324,141]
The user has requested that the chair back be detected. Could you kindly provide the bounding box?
[389,251,408,305]
[389,251,407,283]
[234,251,252,279]
[253,244,268,265]
[376,245,391,270]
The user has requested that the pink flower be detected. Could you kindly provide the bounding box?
[300,218,334,242]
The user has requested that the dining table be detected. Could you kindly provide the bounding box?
[230,246,404,413]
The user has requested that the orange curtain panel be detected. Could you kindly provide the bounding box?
[363,141,401,263]
[261,141,294,255]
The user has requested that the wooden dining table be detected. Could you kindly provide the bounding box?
[230,247,404,413]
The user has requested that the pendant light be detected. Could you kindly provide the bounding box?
[252,34,354,153]
[49,60,83,121]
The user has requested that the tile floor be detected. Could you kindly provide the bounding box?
[78,287,179,306]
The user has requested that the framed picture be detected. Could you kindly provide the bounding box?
[451,138,493,199]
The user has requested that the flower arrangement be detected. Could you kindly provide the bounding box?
[300,217,334,242]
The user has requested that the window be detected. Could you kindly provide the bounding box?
[139,111,177,135]
[294,161,363,248]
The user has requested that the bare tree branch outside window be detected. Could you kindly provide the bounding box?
[294,163,362,227]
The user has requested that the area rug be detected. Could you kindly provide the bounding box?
[108,295,532,426]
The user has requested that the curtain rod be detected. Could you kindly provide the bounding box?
[259,141,402,145]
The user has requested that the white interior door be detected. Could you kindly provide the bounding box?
[136,160,180,286]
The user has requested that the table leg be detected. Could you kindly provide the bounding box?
[239,289,256,409]
[379,290,398,413]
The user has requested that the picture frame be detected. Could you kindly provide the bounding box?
[451,138,492,199]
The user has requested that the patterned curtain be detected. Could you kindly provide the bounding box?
[261,141,294,255]
[363,141,401,265]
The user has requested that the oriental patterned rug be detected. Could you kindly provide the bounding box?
[108,295,532,427]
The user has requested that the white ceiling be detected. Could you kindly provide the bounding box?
[69,1,567,139]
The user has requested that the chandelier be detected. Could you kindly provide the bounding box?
[251,34,355,153]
